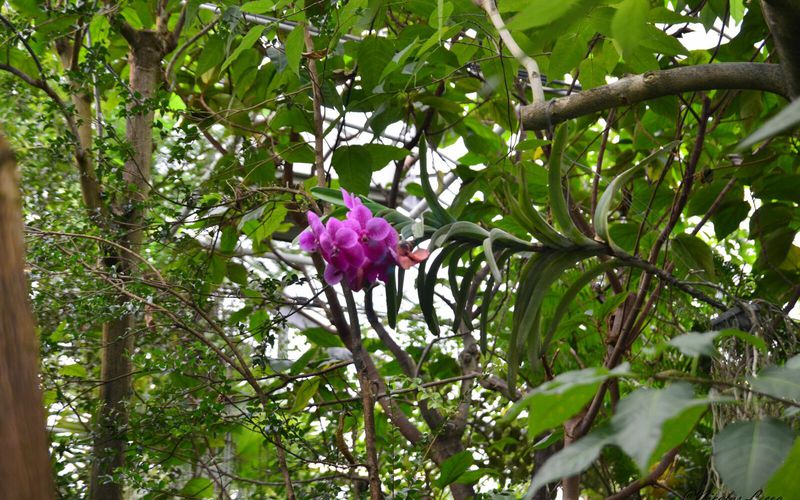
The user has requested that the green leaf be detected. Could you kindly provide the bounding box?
[713,419,795,497]
[60,364,87,378]
[508,0,579,30]
[241,0,275,14]
[670,232,716,281]
[434,450,474,487]
[612,0,649,61]
[649,404,707,467]
[668,331,718,357]
[180,477,214,498]
[332,145,373,195]
[196,35,225,75]
[221,25,265,73]
[290,378,320,413]
[527,428,615,498]
[748,363,800,402]
[764,438,800,496]
[505,365,630,439]
[612,383,706,472]
[358,37,395,92]
[362,144,409,170]
[284,26,305,76]
[226,262,248,285]
[301,328,343,348]
[739,95,800,149]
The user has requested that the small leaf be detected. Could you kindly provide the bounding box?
[221,25,265,73]
[713,419,795,497]
[290,378,320,413]
[434,450,474,487]
[332,145,373,195]
[671,232,716,280]
[180,477,214,498]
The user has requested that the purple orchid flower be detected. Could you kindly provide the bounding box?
[299,189,411,291]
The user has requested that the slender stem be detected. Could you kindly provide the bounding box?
[477,0,545,104]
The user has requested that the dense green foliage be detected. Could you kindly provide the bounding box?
[1,0,799,498]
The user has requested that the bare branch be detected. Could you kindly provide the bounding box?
[475,0,545,104]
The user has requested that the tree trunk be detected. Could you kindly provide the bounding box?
[89,30,163,500]
[0,134,55,499]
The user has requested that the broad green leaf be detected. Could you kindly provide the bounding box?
[504,365,630,440]
[748,363,800,402]
[362,144,409,170]
[220,25,265,73]
[764,438,800,496]
[332,145,373,195]
[668,331,718,357]
[196,35,225,75]
[671,232,716,281]
[649,404,707,467]
[180,477,214,498]
[612,383,706,472]
[241,0,274,13]
[508,0,579,30]
[612,0,649,61]
[434,450,474,487]
[527,428,615,499]
[284,26,305,76]
[290,378,320,413]
[358,37,395,92]
[226,262,248,285]
[713,419,795,497]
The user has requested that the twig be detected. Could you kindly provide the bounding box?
[475,0,545,104]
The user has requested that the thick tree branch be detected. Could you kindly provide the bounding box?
[760,0,800,97]
[521,63,788,131]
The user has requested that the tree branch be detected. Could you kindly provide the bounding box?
[475,0,545,104]
[520,63,788,131]
[606,447,680,500]
[760,0,800,98]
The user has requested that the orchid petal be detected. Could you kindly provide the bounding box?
[366,218,391,240]
[299,230,318,252]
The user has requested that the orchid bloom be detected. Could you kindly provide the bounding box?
[299,189,415,291]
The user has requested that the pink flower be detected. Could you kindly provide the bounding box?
[299,190,402,291]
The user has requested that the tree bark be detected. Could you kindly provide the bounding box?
[89,29,165,500]
[520,63,787,131]
[760,0,800,98]
[0,134,55,499]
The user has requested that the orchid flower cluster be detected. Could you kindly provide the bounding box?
[299,190,399,291]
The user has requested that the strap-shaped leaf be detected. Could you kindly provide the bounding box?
[594,141,680,250]
[510,170,571,248]
[479,277,495,353]
[417,244,464,335]
[453,249,492,330]
[548,124,595,246]
[419,137,455,227]
[386,269,398,328]
[429,221,489,249]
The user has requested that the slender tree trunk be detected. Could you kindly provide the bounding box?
[89,31,163,500]
[0,134,55,499]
